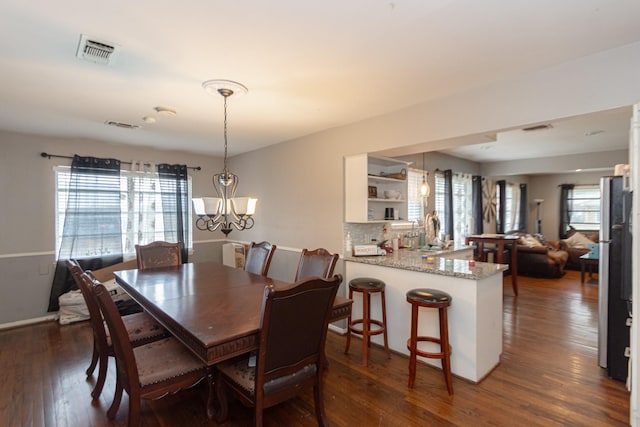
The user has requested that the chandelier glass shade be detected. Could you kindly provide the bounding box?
[192,80,257,236]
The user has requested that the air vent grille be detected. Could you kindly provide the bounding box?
[522,124,553,132]
[105,121,140,130]
[76,34,120,65]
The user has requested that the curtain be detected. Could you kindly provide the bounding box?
[158,164,189,262]
[559,184,575,238]
[443,169,454,240]
[124,161,158,255]
[472,176,483,235]
[518,183,528,232]
[507,184,520,232]
[48,155,123,312]
[496,180,506,234]
[452,173,473,245]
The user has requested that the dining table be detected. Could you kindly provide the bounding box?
[113,261,352,418]
[464,234,519,296]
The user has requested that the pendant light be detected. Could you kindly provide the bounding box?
[192,80,257,236]
[420,152,430,197]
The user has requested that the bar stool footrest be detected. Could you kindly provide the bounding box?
[349,319,386,336]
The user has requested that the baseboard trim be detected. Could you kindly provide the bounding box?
[0,314,58,331]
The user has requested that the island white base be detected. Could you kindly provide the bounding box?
[345,261,503,383]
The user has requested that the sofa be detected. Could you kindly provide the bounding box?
[511,233,569,278]
[558,230,599,270]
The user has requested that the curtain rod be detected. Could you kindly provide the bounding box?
[40,152,201,171]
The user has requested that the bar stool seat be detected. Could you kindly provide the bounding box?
[406,288,453,395]
[345,277,390,366]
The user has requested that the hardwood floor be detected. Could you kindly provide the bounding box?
[0,270,630,426]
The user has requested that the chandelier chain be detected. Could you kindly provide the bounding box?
[223,93,229,175]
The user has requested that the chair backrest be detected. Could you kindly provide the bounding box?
[256,274,342,400]
[87,273,141,396]
[244,241,276,277]
[294,248,339,282]
[66,259,109,347]
[135,241,182,270]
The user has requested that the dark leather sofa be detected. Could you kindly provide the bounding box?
[504,233,569,278]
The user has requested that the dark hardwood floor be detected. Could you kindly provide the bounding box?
[0,270,630,426]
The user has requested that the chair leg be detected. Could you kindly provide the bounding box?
[344,288,353,354]
[408,304,418,388]
[439,308,453,395]
[91,353,108,400]
[86,340,99,377]
[107,381,123,419]
[380,290,390,359]
[362,291,370,367]
[313,379,329,427]
[127,390,141,427]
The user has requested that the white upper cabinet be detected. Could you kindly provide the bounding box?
[344,154,410,222]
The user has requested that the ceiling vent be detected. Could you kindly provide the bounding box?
[522,124,553,132]
[105,120,140,130]
[76,34,120,65]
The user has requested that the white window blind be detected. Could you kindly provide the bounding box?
[434,171,446,236]
[568,185,601,230]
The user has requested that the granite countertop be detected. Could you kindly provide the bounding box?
[345,249,508,280]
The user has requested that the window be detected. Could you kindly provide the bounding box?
[434,171,472,244]
[497,182,522,233]
[407,168,424,222]
[568,185,600,230]
[55,166,192,258]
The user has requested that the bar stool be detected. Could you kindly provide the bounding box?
[406,288,453,395]
[345,277,390,366]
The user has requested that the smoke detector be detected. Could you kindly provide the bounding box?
[76,34,121,65]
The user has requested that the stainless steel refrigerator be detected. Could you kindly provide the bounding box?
[598,175,632,381]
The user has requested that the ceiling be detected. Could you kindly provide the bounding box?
[1,1,639,158]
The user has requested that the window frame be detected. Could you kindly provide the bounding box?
[54,166,193,259]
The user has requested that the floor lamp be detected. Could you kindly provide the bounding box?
[534,199,544,234]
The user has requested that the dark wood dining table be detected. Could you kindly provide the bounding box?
[464,234,519,296]
[113,261,352,417]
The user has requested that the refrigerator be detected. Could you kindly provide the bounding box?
[598,175,633,381]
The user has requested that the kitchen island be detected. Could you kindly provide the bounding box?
[345,250,507,383]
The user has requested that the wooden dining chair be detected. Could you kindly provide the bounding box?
[243,241,277,277]
[66,260,168,401]
[89,274,209,427]
[135,241,182,270]
[214,274,343,426]
[294,248,339,281]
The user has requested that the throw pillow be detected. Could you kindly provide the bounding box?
[565,231,594,248]
[520,234,543,247]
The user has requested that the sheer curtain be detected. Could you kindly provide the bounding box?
[452,172,473,245]
[48,155,123,312]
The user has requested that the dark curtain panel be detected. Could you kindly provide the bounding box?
[559,184,575,238]
[472,175,483,235]
[518,183,528,232]
[496,180,506,234]
[48,155,123,312]
[158,164,189,262]
[443,169,454,239]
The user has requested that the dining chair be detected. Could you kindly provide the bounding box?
[294,248,339,281]
[135,241,182,270]
[214,274,343,426]
[89,274,209,427]
[243,241,277,277]
[66,260,168,401]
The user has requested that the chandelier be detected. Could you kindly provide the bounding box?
[192,80,257,236]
